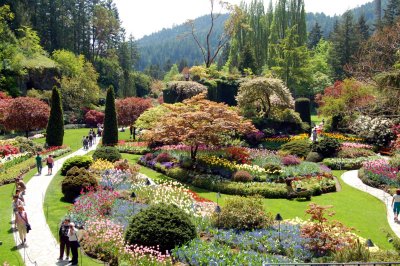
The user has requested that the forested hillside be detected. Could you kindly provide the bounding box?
[137,0,387,72]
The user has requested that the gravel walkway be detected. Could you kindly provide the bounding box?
[341,170,400,238]
[12,141,99,266]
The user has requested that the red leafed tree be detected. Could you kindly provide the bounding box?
[3,97,50,138]
[144,93,256,161]
[84,110,105,127]
[0,99,12,126]
[115,97,152,126]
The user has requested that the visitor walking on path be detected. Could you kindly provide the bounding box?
[15,205,29,245]
[12,194,24,230]
[58,218,71,261]
[16,177,26,195]
[392,189,400,222]
[46,155,54,175]
[68,222,80,265]
[35,153,42,175]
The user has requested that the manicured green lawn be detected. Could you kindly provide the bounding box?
[123,153,394,250]
[311,115,326,126]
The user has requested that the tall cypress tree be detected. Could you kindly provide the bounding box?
[102,86,118,146]
[46,87,64,147]
[357,14,370,41]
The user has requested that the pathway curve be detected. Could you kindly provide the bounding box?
[12,141,99,266]
[341,170,400,238]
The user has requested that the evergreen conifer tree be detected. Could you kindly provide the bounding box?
[102,86,118,146]
[308,23,323,49]
[383,0,400,26]
[46,87,64,147]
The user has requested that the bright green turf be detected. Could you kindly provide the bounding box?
[122,153,394,250]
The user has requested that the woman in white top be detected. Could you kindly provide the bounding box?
[68,222,79,265]
[391,189,400,221]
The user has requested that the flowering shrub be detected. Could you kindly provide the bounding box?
[0,144,19,156]
[301,203,356,257]
[226,147,250,164]
[281,155,301,166]
[155,152,173,163]
[246,130,265,145]
[114,159,140,174]
[350,115,395,147]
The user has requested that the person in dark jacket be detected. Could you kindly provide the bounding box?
[58,218,70,261]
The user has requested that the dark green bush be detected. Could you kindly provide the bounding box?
[232,170,253,182]
[213,196,273,230]
[280,139,311,158]
[61,156,93,175]
[306,152,324,162]
[312,137,341,157]
[125,204,196,252]
[295,98,311,125]
[61,167,98,202]
[93,146,122,162]
[166,167,189,182]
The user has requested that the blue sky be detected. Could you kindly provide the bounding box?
[114,0,373,39]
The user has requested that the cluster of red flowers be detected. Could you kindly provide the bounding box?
[0,144,19,156]
[186,189,213,203]
[41,145,67,155]
[226,147,250,164]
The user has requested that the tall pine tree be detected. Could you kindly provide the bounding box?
[102,86,118,146]
[46,87,64,147]
[308,22,323,49]
[383,0,400,26]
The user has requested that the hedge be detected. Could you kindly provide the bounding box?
[294,98,311,125]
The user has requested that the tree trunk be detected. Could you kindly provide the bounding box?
[190,145,199,163]
[25,130,29,139]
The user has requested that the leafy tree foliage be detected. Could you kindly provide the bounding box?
[236,77,294,119]
[143,93,256,161]
[102,86,118,146]
[135,105,171,130]
[84,110,104,127]
[3,97,50,137]
[46,87,64,147]
[115,97,152,126]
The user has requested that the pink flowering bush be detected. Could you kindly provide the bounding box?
[341,142,373,150]
[360,159,399,189]
[281,155,301,166]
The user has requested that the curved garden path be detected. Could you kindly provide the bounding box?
[12,141,99,266]
[341,170,400,238]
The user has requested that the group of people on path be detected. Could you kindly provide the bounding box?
[83,127,101,150]
[11,176,29,246]
[58,218,80,265]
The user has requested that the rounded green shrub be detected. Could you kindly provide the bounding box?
[93,146,122,162]
[166,167,189,182]
[306,152,324,162]
[232,170,253,182]
[312,137,340,157]
[280,139,311,158]
[125,204,196,252]
[213,196,273,230]
[61,166,98,202]
[61,156,93,175]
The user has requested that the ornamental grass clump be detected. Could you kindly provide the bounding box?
[125,203,197,252]
[213,196,273,230]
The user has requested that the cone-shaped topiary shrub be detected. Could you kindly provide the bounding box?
[102,86,118,146]
[46,87,64,146]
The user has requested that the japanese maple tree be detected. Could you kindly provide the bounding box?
[3,97,50,137]
[115,97,152,127]
[84,110,105,127]
[144,93,256,161]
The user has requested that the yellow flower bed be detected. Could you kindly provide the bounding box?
[89,159,114,172]
[264,133,309,143]
[321,132,363,142]
[199,156,236,171]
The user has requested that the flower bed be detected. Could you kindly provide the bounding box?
[116,141,150,154]
[322,156,380,170]
[320,133,364,143]
[358,159,400,191]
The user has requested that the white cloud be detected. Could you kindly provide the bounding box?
[114,0,373,39]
